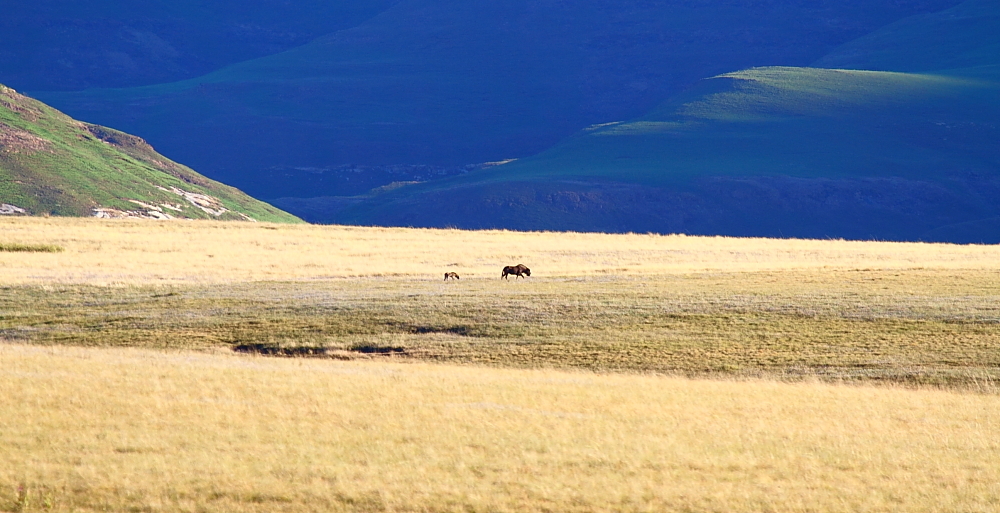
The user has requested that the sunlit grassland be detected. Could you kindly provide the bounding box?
[3,217,1000,510]
[5,216,1000,284]
[3,344,999,512]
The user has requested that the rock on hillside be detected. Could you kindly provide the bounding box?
[0,84,300,223]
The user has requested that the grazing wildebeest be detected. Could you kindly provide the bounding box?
[502,264,531,280]
[444,272,460,280]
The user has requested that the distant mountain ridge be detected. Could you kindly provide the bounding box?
[327,0,1000,242]
[0,85,300,222]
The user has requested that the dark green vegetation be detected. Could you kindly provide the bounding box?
[0,0,399,91]
[330,0,1000,241]
[0,85,300,222]
[5,270,999,389]
[0,243,63,253]
[34,0,957,200]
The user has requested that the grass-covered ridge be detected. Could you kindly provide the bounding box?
[0,84,301,222]
[670,67,979,121]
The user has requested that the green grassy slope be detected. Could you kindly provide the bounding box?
[333,0,1000,241]
[0,85,301,222]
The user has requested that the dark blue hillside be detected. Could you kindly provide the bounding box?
[815,0,1000,72]
[33,0,957,200]
[0,1,399,91]
[330,0,1000,242]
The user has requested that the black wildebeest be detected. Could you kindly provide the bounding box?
[502,264,531,280]
[444,272,460,280]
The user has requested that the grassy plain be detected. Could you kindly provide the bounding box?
[3,217,1000,511]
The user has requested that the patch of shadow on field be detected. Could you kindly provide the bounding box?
[232,342,411,358]
[0,328,33,342]
[396,324,475,336]
[348,344,407,354]
[232,344,331,357]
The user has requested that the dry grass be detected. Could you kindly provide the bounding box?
[2,344,999,513]
[4,217,1000,285]
[4,217,1000,511]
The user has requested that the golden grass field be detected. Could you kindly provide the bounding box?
[2,216,1000,511]
[3,344,999,513]
[4,216,1000,284]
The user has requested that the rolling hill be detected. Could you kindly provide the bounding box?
[329,0,1000,242]
[33,0,959,200]
[0,84,300,222]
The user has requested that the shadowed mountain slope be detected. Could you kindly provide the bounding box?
[34,0,958,199]
[330,0,1000,242]
[0,85,300,222]
[0,1,400,91]
[814,0,1000,72]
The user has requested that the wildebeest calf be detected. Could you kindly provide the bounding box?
[444,272,460,280]
[502,264,530,280]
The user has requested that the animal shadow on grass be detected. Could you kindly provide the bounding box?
[400,324,473,336]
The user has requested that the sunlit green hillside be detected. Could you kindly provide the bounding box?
[0,85,300,222]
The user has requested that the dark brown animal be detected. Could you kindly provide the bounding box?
[502,264,531,280]
[444,272,460,280]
